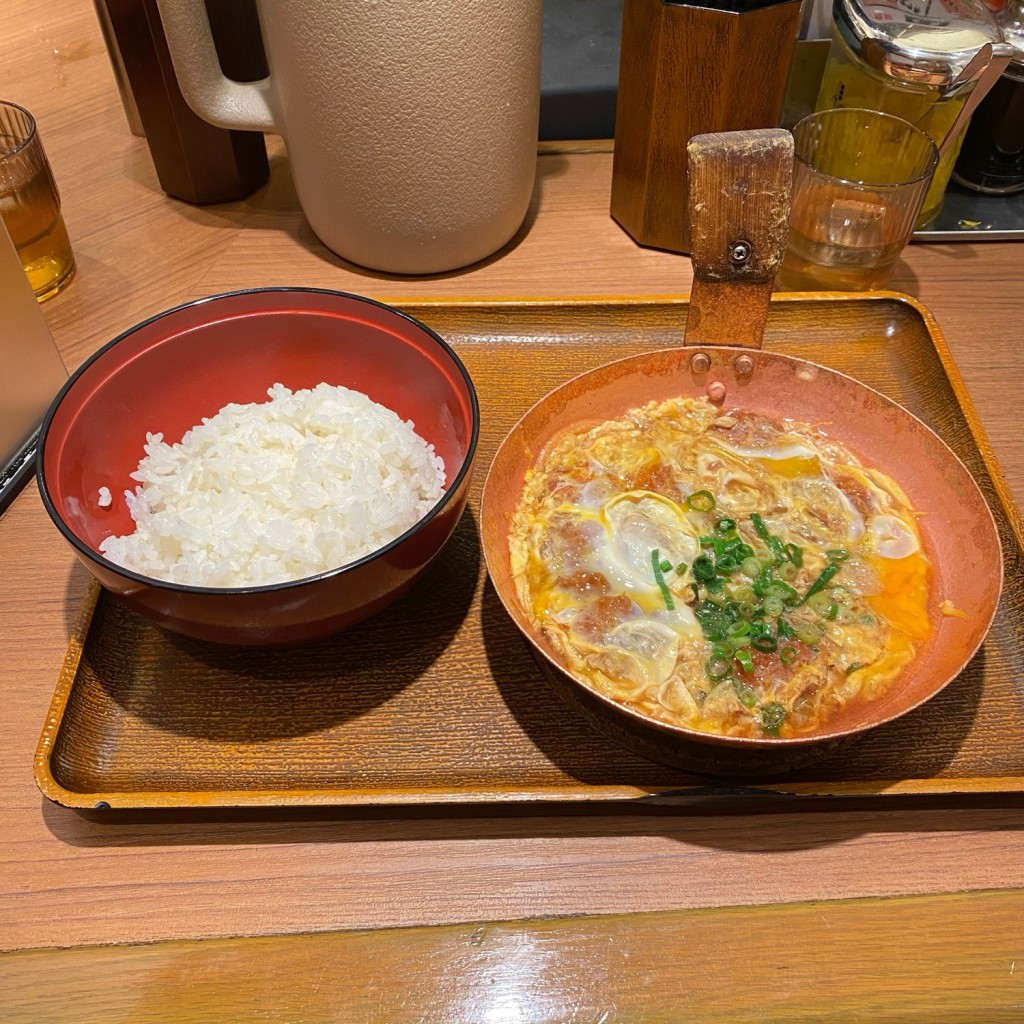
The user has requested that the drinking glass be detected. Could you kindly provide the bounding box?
[778,108,938,292]
[0,102,76,300]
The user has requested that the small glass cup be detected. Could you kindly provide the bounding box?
[0,101,76,301]
[778,108,938,292]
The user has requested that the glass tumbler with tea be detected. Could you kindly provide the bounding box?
[779,108,938,292]
[0,102,76,301]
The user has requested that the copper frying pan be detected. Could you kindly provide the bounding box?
[480,130,1003,771]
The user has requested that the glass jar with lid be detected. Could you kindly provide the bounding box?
[815,0,1012,225]
[953,0,1024,193]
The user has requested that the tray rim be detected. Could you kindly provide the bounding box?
[33,290,1024,810]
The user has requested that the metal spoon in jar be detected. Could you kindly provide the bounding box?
[937,44,1013,160]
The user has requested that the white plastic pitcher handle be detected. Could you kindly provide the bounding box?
[155,0,281,134]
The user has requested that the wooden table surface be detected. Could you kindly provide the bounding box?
[2,1,1023,1018]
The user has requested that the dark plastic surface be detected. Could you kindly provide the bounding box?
[541,0,622,140]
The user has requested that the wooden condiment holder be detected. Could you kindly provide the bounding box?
[100,0,270,204]
[610,0,801,255]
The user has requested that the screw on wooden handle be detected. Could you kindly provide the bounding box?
[687,128,793,283]
[684,128,793,349]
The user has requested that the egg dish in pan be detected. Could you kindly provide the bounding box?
[509,396,933,740]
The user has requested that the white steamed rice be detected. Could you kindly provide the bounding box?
[99,382,447,587]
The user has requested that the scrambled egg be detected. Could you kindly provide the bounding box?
[509,397,932,739]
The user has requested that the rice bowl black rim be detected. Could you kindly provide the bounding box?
[36,287,481,596]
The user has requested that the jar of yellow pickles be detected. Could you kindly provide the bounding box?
[816,0,1011,226]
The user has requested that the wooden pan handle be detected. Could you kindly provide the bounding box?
[683,129,793,349]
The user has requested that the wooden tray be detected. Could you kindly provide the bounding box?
[34,294,1024,809]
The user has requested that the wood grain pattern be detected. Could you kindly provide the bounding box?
[33,295,1024,807]
[687,130,794,283]
[2,889,1023,1023]
[2,0,1024,982]
[610,0,802,252]
[684,130,794,346]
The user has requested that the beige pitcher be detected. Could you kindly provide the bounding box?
[155,0,542,274]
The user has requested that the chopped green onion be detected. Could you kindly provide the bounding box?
[767,536,789,565]
[752,565,774,597]
[740,557,762,579]
[763,595,785,618]
[651,548,675,610]
[687,490,716,512]
[779,645,798,666]
[766,579,800,604]
[716,555,740,574]
[825,602,839,620]
[676,562,689,576]
[695,605,730,639]
[750,512,803,567]
[735,649,755,674]
[705,656,731,681]
[776,617,794,639]
[735,680,758,706]
[826,548,850,562]
[795,623,821,645]
[716,517,736,535]
[751,513,771,542]
[731,634,752,649]
[736,543,755,560]
[760,702,787,735]
[712,641,735,660]
[799,562,841,605]
[692,555,717,582]
[778,562,799,582]
[699,534,717,547]
[726,619,751,638]
[737,600,758,618]
[752,633,778,653]
[659,558,673,573]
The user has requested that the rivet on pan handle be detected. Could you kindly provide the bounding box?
[683,129,793,351]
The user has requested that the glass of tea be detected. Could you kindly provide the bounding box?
[0,102,76,301]
[778,108,938,292]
